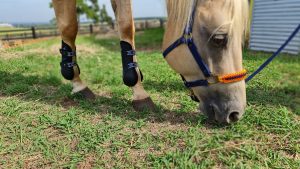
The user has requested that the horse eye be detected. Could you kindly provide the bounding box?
[211,34,228,48]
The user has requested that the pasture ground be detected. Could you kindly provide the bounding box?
[0,28,299,168]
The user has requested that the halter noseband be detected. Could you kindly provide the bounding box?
[163,2,247,88]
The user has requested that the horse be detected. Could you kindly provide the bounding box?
[52,0,249,124]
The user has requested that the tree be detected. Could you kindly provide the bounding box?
[49,18,57,26]
[99,5,113,25]
[77,0,100,23]
[49,0,100,23]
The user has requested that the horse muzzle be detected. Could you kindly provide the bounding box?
[200,99,246,124]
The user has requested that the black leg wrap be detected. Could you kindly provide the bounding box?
[120,41,143,87]
[60,41,80,80]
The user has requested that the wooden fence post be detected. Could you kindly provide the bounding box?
[145,20,148,29]
[89,24,93,34]
[31,27,37,39]
[112,21,115,30]
[159,19,164,28]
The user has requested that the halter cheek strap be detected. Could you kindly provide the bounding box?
[163,2,247,88]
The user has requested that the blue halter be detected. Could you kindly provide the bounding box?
[163,2,213,88]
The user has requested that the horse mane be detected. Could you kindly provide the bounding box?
[165,0,195,35]
[166,0,249,41]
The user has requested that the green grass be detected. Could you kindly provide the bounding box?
[0,28,299,168]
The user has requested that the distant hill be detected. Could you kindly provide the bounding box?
[0,23,14,28]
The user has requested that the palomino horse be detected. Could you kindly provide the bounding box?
[52,0,249,124]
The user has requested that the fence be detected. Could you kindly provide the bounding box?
[0,25,92,41]
[0,18,166,41]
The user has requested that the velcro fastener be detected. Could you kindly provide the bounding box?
[60,49,76,57]
[127,62,138,69]
[126,50,136,56]
[61,62,77,68]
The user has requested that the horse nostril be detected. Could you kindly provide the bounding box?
[228,111,240,123]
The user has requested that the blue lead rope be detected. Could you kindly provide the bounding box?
[246,24,300,83]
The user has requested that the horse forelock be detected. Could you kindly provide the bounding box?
[166,0,249,41]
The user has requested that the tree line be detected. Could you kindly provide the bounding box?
[50,0,113,24]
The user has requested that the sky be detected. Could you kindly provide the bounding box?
[0,0,166,24]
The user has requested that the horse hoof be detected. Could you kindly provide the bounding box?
[132,97,156,112]
[76,87,96,101]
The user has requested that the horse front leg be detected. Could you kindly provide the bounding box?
[111,0,155,111]
[52,0,95,100]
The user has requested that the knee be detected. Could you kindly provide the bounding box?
[59,22,78,41]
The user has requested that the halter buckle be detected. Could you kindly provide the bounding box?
[207,75,219,85]
[183,33,193,44]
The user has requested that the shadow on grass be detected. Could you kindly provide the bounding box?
[247,85,300,115]
[0,70,207,126]
[143,79,186,93]
[1,70,298,128]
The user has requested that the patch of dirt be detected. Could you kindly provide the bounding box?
[49,44,60,54]
[20,111,39,116]
[0,46,50,60]
[0,49,24,60]
[1,40,26,48]
[1,37,52,49]
[77,45,98,56]
[295,115,300,121]
[90,120,193,167]
[23,153,43,168]
[99,151,114,168]
[177,139,187,150]
[125,149,148,167]
[96,91,113,98]
[77,154,95,169]
[43,127,66,142]
[60,97,79,109]
[50,43,99,57]
[163,111,200,124]
[1,38,99,60]
[89,114,104,125]
[95,30,119,40]
[1,152,52,169]
[279,150,299,160]
[145,122,189,135]
[70,138,79,151]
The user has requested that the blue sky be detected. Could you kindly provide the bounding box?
[0,0,166,23]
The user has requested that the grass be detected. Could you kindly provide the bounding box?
[0,28,299,168]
